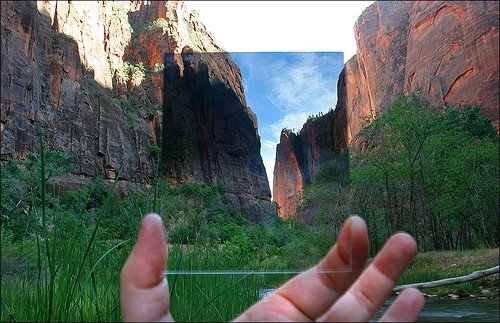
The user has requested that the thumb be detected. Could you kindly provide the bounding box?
[120,213,174,322]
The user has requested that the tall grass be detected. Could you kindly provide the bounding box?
[168,273,261,322]
[1,238,282,322]
[1,129,282,322]
[166,246,292,322]
[164,245,292,321]
[1,129,131,322]
[4,132,496,322]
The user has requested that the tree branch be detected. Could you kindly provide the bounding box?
[394,265,499,292]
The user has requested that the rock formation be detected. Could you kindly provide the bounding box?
[273,130,306,219]
[273,0,499,218]
[162,52,273,221]
[347,0,499,143]
[0,1,272,220]
[273,110,349,218]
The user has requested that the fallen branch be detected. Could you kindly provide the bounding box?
[393,265,499,292]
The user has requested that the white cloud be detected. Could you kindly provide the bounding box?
[262,139,279,150]
[269,112,310,138]
[266,53,338,139]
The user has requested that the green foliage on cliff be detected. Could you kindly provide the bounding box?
[142,18,171,32]
[110,5,128,21]
[152,62,165,72]
[53,31,76,43]
[122,61,149,82]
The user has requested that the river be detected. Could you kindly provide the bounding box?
[375,296,499,322]
[260,289,499,321]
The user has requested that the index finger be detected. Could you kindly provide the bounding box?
[318,232,419,322]
[276,216,369,319]
[236,216,369,321]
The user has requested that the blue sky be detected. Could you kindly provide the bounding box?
[230,52,344,191]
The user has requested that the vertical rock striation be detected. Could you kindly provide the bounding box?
[1,1,159,181]
[273,0,499,218]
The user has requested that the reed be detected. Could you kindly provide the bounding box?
[1,129,128,322]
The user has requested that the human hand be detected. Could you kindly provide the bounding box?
[120,214,424,322]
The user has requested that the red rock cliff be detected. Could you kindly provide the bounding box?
[273,0,499,218]
[273,110,349,218]
[346,0,499,143]
[273,130,306,219]
[0,1,272,220]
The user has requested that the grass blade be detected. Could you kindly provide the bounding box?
[188,272,253,322]
[81,239,129,286]
[0,297,17,322]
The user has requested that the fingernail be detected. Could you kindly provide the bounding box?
[348,215,366,233]
[144,213,163,226]
[140,213,164,236]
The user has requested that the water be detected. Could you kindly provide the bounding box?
[260,290,499,322]
[376,296,500,322]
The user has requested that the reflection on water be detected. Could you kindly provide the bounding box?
[376,296,499,322]
[260,289,499,322]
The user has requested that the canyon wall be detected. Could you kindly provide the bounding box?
[162,52,273,221]
[273,110,349,218]
[273,0,499,218]
[0,1,272,220]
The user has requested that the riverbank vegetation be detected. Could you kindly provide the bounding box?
[398,248,499,298]
[353,96,498,252]
[0,136,308,321]
[301,95,499,254]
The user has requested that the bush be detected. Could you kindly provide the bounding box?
[1,149,74,240]
[122,61,149,82]
[142,18,170,32]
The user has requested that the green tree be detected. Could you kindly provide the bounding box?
[350,95,498,252]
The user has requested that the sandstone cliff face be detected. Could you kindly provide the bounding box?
[347,0,499,143]
[273,109,349,218]
[1,1,161,181]
[273,130,306,219]
[1,1,272,220]
[403,1,499,129]
[163,52,272,221]
[273,0,499,218]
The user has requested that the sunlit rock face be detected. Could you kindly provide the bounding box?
[273,130,306,219]
[273,0,499,218]
[273,111,348,219]
[349,0,499,141]
[0,1,273,220]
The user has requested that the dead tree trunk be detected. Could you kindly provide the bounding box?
[394,265,499,292]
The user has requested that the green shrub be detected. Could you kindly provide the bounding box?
[153,63,165,72]
[122,61,149,82]
[142,18,170,32]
